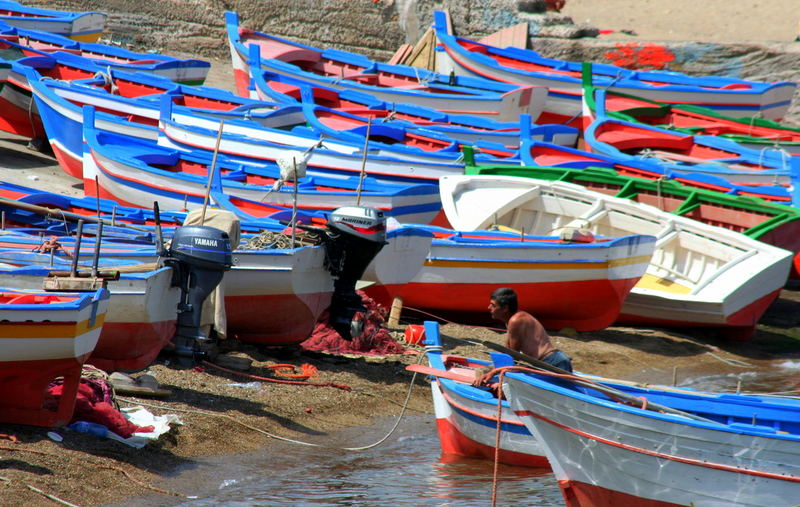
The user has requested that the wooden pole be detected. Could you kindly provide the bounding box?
[356,118,371,206]
[388,296,404,327]
[91,221,103,278]
[201,119,226,225]
[291,158,298,247]
[70,220,84,278]
[0,195,150,233]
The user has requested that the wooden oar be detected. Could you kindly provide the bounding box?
[460,338,719,424]
[406,363,474,384]
[0,195,153,234]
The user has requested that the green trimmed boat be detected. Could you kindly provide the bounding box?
[581,62,800,155]
[465,161,800,278]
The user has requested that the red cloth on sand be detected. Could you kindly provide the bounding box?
[48,380,154,438]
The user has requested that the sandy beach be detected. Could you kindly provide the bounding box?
[562,0,800,43]
[1,3,800,505]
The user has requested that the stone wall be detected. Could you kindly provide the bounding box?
[24,0,544,60]
[20,1,800,123]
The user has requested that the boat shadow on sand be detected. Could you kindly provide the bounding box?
[159,368,329,438]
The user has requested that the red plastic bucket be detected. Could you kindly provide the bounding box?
[404,324,426,345]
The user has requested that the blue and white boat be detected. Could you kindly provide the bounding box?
[1,25,211,84]
[82,106,443,225]
[247,59,578,148]
[504,357,800,506]
[584,90,799,187]
[224,11,547,123]
[0,1,106,42]
[431,10,796,125]
[156,96,525,185]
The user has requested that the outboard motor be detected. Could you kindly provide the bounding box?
[323,206,387,340]
[163,225,233,363]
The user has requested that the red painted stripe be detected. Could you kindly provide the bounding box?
[516,409,800,482]
[435,417,549,468]
[557,478,684,507]
[50,142,83,179]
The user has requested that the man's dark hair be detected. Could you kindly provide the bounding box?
[490,287,518,314]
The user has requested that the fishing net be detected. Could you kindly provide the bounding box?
[300,291,408,355]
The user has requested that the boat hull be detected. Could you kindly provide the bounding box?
[505,374,800,507]
[431,380,548,467]
[399,233,653,331]
[0,288,109,427]
[0,266,179,372]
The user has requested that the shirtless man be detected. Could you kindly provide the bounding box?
[485,287,573,373]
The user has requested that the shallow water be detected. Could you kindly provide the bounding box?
[121,362,800,507]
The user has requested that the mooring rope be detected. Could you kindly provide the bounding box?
[117,349,427,452]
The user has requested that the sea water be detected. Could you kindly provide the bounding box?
[121,364,800,507]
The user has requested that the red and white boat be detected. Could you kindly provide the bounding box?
[432,11,796,125]
[439,174,794,340]
[0,234,336,346]
[396,223,656,332]
[225,11,546,122]
[504,366,800,507]
[0,264,180,372]
[420,321,549,467]
[0,287,109,427]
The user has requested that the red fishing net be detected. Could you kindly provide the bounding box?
[300,291,409,355]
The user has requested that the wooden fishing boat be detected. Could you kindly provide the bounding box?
[248,58,579,148]
[499,136,796,205]
[0,25,211,84]
[0,179,433,316]
[504,365,800,506]
[0,264,179,372]
[439,174,793,340]
[163,94,525,168]
[82,106,443,225]
[0,203,426,346]
[584,90,797,187]
[581,63,800,154]
[415,320,800,474]
[0,179,190,237]
[22,55,266,179]
[395,223,656,331]
[157,96,520,185]
[0,228,336,346]
[0,52,110,141]
[225,11,547,122]
[0,287,109,427]
[431,10,796,125]
[419,321,549,467]
[464,163,800,278]
[0,1,106,42]
[24,54,522,186]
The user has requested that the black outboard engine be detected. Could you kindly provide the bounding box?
[323,206,387,340]
[164,225,233,363]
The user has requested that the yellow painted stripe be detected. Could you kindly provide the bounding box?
[635,273,693,294]
[425,254,653,270]
[69,33,103,42]
[1,314,106,338]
